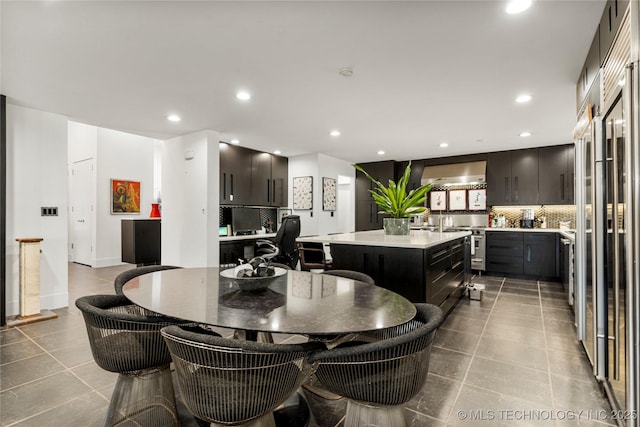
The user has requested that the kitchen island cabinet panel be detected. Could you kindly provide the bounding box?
[329,236,466,313]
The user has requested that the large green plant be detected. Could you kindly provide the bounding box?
[354,161,432,219]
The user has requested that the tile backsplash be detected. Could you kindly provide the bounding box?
[491,205,576,229]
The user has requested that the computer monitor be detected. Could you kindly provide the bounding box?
[231,208,262,235]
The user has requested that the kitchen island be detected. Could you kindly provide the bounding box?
[297,230,471,315]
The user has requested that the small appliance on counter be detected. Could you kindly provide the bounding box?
[519,219,534,228]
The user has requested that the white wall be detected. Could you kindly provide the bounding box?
[6,104,69,314]
[95,128,157,266]
[288,153,355,236]
[161,130,220,267]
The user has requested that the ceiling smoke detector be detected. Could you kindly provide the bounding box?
[339,67,354,77]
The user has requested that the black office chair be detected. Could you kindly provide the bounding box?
[114,265,181,295]
[255,215,301,269]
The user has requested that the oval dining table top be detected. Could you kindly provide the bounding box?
[122,267,417,336]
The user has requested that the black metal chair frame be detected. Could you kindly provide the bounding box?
[161,324,324,427]
[76,294,182,427]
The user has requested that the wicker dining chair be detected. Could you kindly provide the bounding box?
[76,294,181,427]
[161,323,324,427]
[114,265,181,295]
[308,303,443,427]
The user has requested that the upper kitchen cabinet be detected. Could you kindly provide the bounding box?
[538,145,575,205]
[599,0,630,67]
[250,151,288,207]
[487,149,538,206]
[395,160,425,192]
[576,28,600,113]
[219,143,288,207]
[219,143,252,205]
[355,161,395,231]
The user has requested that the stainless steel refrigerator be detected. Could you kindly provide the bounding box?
[575,27,639,425]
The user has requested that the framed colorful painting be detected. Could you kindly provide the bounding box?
[111,179,141,214]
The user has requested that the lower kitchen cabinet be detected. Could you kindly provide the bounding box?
[329,237,466,314]
[486,231,559,280]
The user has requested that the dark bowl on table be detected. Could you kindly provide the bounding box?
[220,267,287,292]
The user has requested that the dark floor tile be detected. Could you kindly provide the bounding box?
[449,384,549,426]
[538,280,564,290]
[49,340,95,368]
[440,313,486,335]
[482,322,547,348]
[11,392,107,427]
[30,324,89,352]
[0,353,66,390]
[452,300,494,317]
[540,290,567,300]
[18,314,86,339]
[493,299,542,320]
[0,371,92,426]
[486,312,543,332]
[475,335,549,371]
[548,349,595,381]
[1,327,28,346]
[71,361,118,390]
[464,357,551,406]
[546,332,586,356]
[551,374,612,414]
[540,297,571,310]
[499,287,540,299]
[0,339,45,365]
[542,307,576,323]
[497,293,541,307]
[502,280,539,291]
[429,346,473,382]
[407,373,461,421]
[544,318,578,337]
[433,328,481,355]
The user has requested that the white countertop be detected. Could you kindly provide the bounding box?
[297,229,470,249]
[220,233,276,242]
[485,227,576,241]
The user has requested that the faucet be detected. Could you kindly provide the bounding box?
[438,214,443,232]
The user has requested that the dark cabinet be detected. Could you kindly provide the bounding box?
[220,241,245,267]
[524,233,558,278]
[395,160,425,192]
[355,161,394,231]
[219,144,252,205]
[538,145,575,205]
[487,149,538,206]
[220,144,288,207]
[329,237,466,315]
[598,0,629,67]
[250,152,288,207]
[485,231,524,275]
[121,219,161,265]
[486,231,559,280]
[576,28,600,112]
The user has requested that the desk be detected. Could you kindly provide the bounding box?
[122,268,416,336]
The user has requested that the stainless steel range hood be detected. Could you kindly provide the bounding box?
[421,161,487,186]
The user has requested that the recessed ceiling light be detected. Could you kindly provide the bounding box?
[520,131,532,137]
[273,150,282,155]
[236,90,251,101]
[506,0,532,14]
[439,142,449,148]
[330,130,341,137]
[339,67,354,77]
[167,114,181,122]
[516,94,532,103]
[377,150,385,155]
[230,139,240,145]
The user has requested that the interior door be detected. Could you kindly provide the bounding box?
[70,159,93,266]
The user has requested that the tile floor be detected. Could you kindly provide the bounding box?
[0,264,615,426]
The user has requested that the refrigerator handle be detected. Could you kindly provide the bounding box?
[612,118,621,381]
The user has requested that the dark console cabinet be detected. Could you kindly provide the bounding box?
[121,219,161,265]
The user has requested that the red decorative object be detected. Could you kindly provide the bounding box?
[149,203,161,218]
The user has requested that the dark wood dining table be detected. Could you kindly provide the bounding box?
[121,267,417,336]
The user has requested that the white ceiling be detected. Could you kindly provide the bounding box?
[1,1,605,163]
